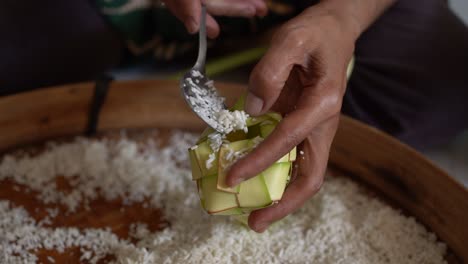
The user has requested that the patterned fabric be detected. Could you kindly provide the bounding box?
[96,0,310,61]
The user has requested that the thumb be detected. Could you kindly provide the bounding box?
[246,44,296,116]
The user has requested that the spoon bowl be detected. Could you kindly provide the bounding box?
[180,5,227,132]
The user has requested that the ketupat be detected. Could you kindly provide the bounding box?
[188,57,354,219]
[189,96,296,217]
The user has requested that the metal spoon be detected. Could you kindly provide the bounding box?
[180,5,227,132]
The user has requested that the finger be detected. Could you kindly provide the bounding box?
[251,0,268,17]
[205,0,256,17]
[163,0,201,34]
[206,14,220,38]
[204,0,267,17]
[226,107,312,186]
[246,30,307,116]
[249,116,340,232]
[227,82,340,186]
[249,133,326,232]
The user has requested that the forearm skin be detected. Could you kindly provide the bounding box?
[315,0,397,40]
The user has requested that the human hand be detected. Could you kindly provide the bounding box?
[225,0,394,232]
[162,0,268,38]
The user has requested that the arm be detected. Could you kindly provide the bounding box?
[226,0,397,232]
[320,0,396,37]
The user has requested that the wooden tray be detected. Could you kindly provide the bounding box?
[0,79,467,262]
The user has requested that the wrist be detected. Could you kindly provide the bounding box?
[314,0,397,40]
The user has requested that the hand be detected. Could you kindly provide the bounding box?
[225,0,395,232]
[162,0,268,38]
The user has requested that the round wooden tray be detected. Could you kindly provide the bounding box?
[0,79,467,262]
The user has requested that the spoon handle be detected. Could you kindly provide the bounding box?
[193,5,207,73]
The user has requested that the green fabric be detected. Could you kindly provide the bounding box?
[96,0,300,61]
[97,0,155,44]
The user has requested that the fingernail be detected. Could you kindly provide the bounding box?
[245,92,263,116]
[185,18,198,34]
[241,6,256,17]
[254,222,269,232]
[253,0,268,17]
[230,177,244,187]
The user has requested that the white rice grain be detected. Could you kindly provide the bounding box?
[0,132,447,264]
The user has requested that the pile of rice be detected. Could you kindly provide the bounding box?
[0,131,447,264]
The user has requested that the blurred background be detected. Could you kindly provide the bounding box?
[412,0,468,187]
[451,0,468,25]
[425,0,468,185]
